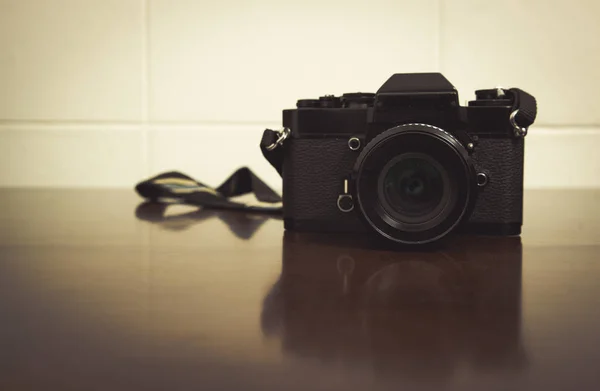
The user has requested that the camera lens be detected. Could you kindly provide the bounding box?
[352,124,477,244]
[379,153,452,226]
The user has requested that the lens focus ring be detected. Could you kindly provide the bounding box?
[352,123,477,245]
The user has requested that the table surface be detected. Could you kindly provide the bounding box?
[0,188,599,391]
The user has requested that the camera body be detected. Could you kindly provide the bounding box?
[280,73,535,244]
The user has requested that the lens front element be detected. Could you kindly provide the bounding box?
[379,153,452,228]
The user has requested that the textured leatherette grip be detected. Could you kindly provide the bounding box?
[469,138,524,224]
[283,138,365,232]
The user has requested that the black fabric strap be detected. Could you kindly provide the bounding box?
[508,88,537,128]
[135,167,282,213]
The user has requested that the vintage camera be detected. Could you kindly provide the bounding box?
[276,73,537,244]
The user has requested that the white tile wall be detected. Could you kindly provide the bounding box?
[524,128,600,188]
[0,0,598,189]
[0,0,144,121]
[440,0,600,126]
[0,125,145,187]
[148,123,281,189]
[148,0,439,122]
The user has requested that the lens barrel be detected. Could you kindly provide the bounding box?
[352,124,476,244]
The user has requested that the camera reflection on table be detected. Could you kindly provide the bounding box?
[262,232,526,379]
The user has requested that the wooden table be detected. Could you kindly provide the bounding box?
[0,189,599,390]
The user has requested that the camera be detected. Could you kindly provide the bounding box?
[274,73,537,244]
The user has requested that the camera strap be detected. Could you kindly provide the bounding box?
[135,167,282,213]
[508,88,537,137]
[135,129,285,213]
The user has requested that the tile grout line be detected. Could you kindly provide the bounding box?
[140,0,153,318]
[0,122,599,132]
[141,0,151,177]
[0,119,281,127]
[436,0,442,71]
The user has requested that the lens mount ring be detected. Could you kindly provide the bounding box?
[352,123,477,245]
